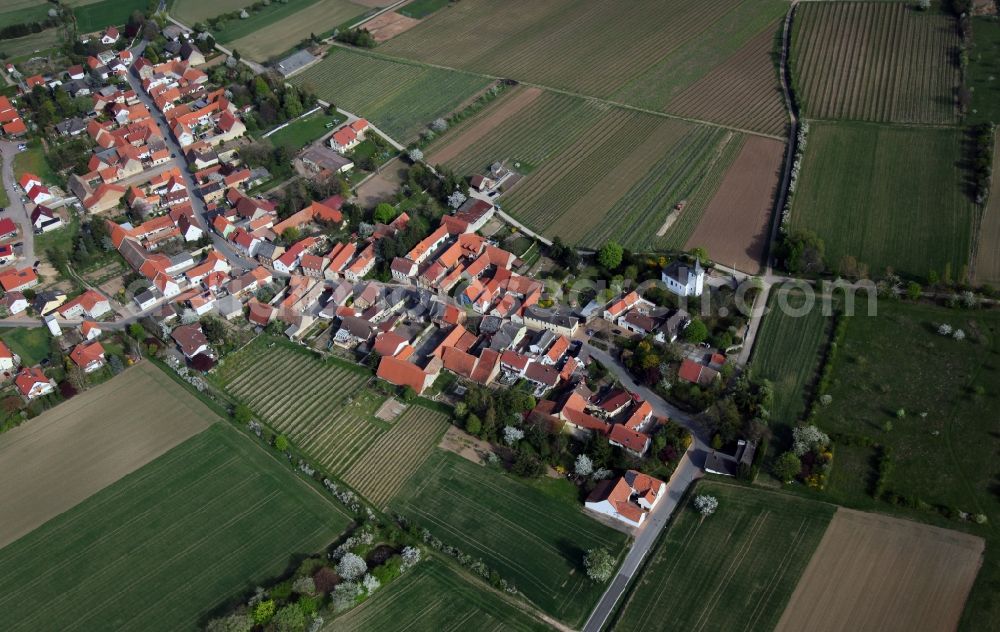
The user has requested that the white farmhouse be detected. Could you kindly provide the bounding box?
[585,470,666,528]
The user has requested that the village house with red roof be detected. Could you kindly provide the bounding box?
[585,470,666,528]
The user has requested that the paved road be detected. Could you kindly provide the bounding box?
[0,140,33,264]
[125,40,258,271]
[579,342,708,631]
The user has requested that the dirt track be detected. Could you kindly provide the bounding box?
[775,508,985,632]
[0,363,215,548]
[685,135,784,274]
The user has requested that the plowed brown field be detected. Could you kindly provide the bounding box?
[364,11,421,42]
[685,135,784,273]
[776,508,984,632]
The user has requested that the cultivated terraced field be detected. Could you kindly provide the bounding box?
[791,1,960,124]
[0,362,215,548]
[777,509,984,632]
[390,450,629,627]
[378,0,788,135]
[751,289,831,428]
[331,559,551,632]
[789,122,974,279]
[343,404,450,508]
[614,482,835,632]
[216,342,383,476]
[0,421,351,631]
[291,47,492,142]
[227,0,368,61]
[0,25,61,59]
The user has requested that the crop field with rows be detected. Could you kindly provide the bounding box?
[290,47,492,142]
[215,341,385,476]
[343,405,450,508]
[227,0,369,62]
[378,0,788,135]
[790,1,960,124]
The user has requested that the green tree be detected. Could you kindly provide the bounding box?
[275,434,289,452]
[906,281,922,301]
[597,241,623,270]
[683,318,709,344]
[128,323,145,340]
[584,548,616,582]
[253,599,275,625]
[401,385,417,402]
[271,604,306,632]
[464,413,481,435]
[373,202,397,224]
[233,404,252,424]
[773,451,801,483]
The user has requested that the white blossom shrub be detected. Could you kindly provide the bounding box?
[447,190,467,209]
[953,329,965,341]
[792,425,829,456]
[362,573,380,594]
[430,118,448,132]
[574,454,593,477]
[330,582,360,612]
[938,323,953,336]
[592,467,613,480]
[502,425,524,445]
[407,148,423,162]
[335,553,367,581]
[400,546,421,571]
[292,576,315,595]
[693,494,718,517]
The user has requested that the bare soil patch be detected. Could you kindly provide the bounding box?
[364,11,422,42]
[685,135,783,274]
[776,508,984,632]
[375,398,407,421]
[0,362,216,548]
[427,86,544,166]
[438,424,494,465]
[354,157,407,208]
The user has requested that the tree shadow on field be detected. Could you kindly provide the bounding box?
[556,538,588,572]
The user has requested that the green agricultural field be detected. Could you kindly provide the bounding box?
[398,0,451,20]
[390,450,629,627]
[265,110,344,150]
[291,47,491,142]
[73,0,147,32]
[378,0,788,135]
[613,481,835,632]
[967,17,1000,126]
[791,1,959,124]
[226,0,369,61]
[808,300,1000,630]
[332,559,551,631]
[0,26,61,60]
[213,339,384,476]
[789,121,975,280]
[751,289,831,428]
[0,1,51,30]
[213,0,366,52]
[1,327,51,366]
[170,0,247,26]
[0,423,351,631]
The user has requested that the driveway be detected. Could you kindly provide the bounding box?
[126,41,258,272]
[0,140,33,264]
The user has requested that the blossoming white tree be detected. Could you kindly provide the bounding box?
[693,494,719,517]
[502,425,524,445]
[335,553,367,582]
[574,454,593,476]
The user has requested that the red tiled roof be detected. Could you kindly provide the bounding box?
[70,341,105,368]
[376,355,429,394]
